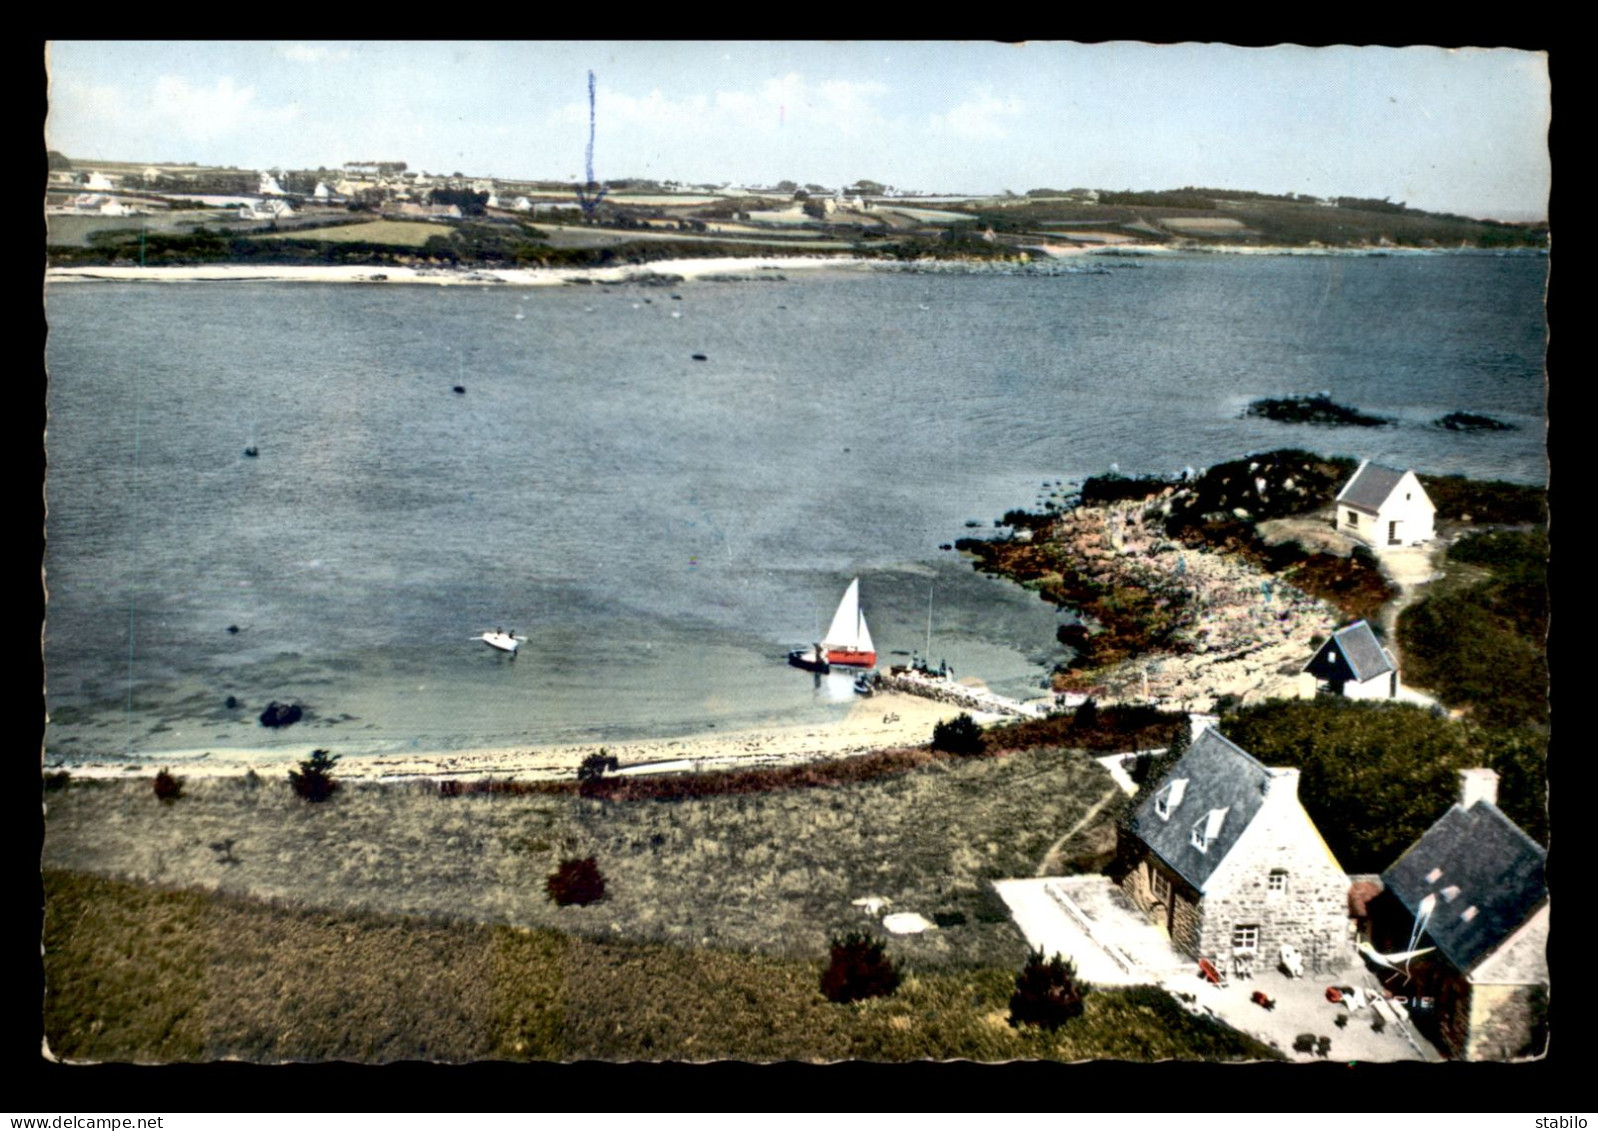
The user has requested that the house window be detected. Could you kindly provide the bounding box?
[1152,869,1171,903]
[1154,778,1188,820]
[1191,807,1227,853]
[1268,869,1288,894]
[1345,510,1359,527]
[1232,924,1260,951]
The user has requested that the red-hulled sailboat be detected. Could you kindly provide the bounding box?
[789,578,878,671]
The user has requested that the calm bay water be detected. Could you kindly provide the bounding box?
[42,253,1547,764]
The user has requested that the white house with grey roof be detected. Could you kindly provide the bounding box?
[1334,460,1436,547]
[1370,769,1547,1060]
[1117,728,1354,975]
[1301,620,1399,699]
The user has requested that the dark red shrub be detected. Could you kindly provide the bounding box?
[1008,949,1087,1029]
[820,932,900,1004]
[153,768,184,802]
[546,856,606,906]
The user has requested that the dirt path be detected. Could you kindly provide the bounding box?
[1035,782,1122,876]
[1373,543,1444,659]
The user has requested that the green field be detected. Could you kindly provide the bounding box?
[36,746,1292,1063]
[42,869,1277,1062]
[246,219,444,247]
[42,745,1120,971]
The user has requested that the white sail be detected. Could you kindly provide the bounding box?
[823,578,874,653]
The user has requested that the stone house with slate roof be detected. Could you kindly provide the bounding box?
[1301,620,1399,699]
[1335,460,1436,547]
[1117,727,1354,975]
[1370,769,1548,1060]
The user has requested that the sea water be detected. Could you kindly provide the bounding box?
[41,253,1548,764]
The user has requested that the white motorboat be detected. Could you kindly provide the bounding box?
[477,630,525,654]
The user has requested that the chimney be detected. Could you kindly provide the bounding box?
[1265,767,1301,798]
[1459,768,1499,810]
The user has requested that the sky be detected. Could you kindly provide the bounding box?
[45,41,1551,221]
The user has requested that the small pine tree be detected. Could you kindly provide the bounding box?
[1072,698,1100,732]
[153,768,184,802]
[820,932,900,1003]
[288,748,340,802]
[546,856,606,906]
[931,713,985,756]
[1008,949,1087,1029]
[577,749,619,783]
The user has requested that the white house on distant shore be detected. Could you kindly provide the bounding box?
[1301,620,1399,700]
[70,193,134,216]
[237,199,295,221]
[1334,461,1436,548]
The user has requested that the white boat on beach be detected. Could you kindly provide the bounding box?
[789,577,877,671]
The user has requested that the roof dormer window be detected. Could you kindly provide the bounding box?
[1461,906,1478,922]
[1441,884,1461,902]
[1426,867,1444,883]
[1192,807,1228,853]
[1154,778,1188,820]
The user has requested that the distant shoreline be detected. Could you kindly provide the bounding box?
[42,244,1543,290]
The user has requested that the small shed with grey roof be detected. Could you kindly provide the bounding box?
[1116,727,1354,975]
[1302,620,1399,700]
[1334,460,1436,547]
[1368,769,1548,1060]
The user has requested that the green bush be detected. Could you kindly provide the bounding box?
[1221,700,1473,871]
[577,750,619,787]
[1008,950,1087,1029]
[819,932,900,1004]
[931,713,986,757]
[288,749,340,803]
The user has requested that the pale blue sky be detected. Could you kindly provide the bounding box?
[46,41,1550,221]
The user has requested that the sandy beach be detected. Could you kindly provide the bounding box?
[43,244,1474,295]
[56,686,987,784]
[44,256,880,289]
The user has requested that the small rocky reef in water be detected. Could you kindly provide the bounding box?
[1245,394,1389,427]
[1434,411,1515,432]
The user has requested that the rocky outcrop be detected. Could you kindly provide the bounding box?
[258,701,303,728]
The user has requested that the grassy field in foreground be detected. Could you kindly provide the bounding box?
[43,746,1121,971]
[43,869,1279,1063]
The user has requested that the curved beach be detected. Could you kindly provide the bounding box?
[56,687,981,783]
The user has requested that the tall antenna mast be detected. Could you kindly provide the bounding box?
[576,69,608,220]
[585,70,597,186]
